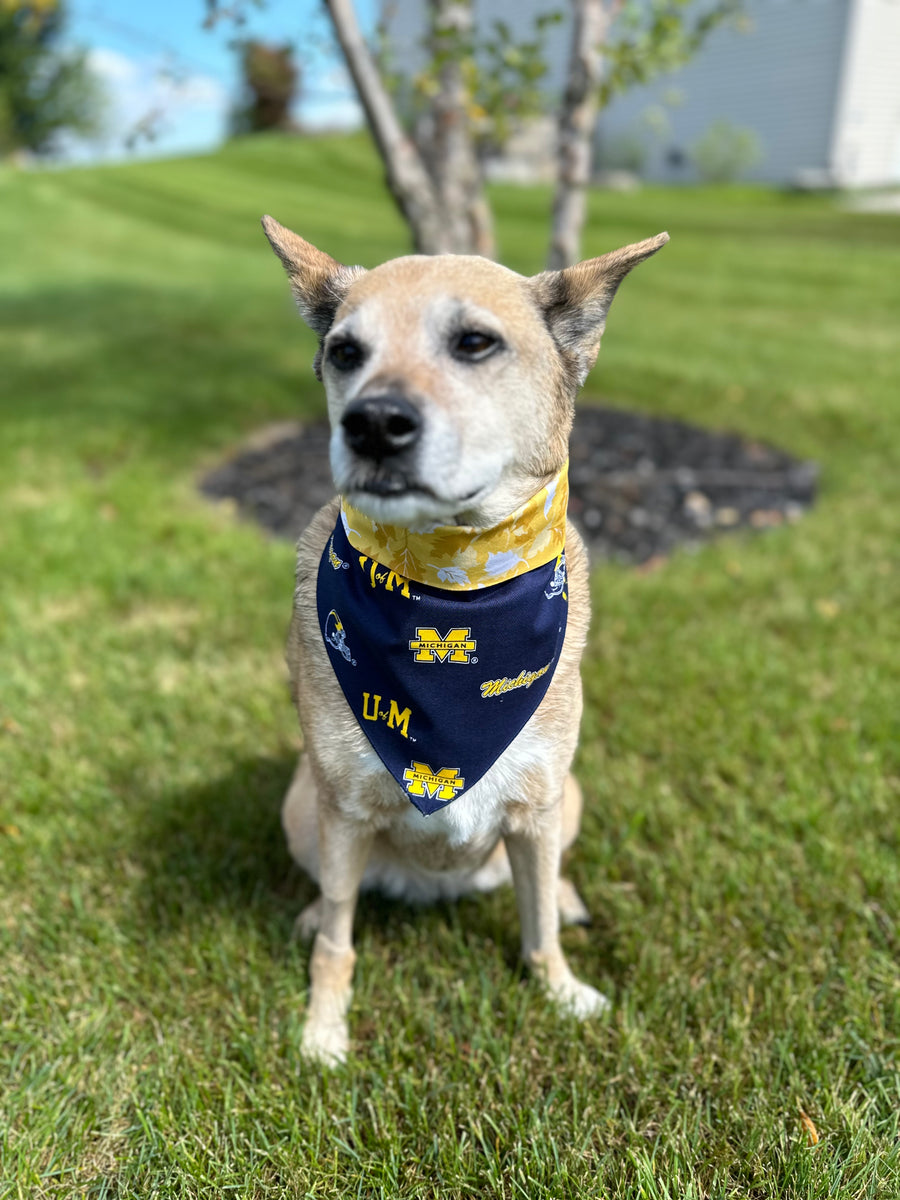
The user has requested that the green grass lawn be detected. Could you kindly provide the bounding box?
[1,133,899,1198]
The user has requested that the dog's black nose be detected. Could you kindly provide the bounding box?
[341,395,421,460]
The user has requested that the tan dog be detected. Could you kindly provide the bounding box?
[262,217,668,1063]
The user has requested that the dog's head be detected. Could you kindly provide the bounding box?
[262,217,668,529]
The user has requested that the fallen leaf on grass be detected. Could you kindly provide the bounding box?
[815,598,841,619]
[798,1109,819,1145]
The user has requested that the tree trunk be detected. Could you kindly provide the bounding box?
[424,0,495,257]
[465,190,495,259]
[324,0,452,254]
[547,0,619,270]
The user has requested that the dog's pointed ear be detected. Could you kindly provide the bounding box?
[530,232,669,386]
[261,216,366,376]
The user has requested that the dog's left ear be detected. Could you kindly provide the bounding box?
[530,232,669,387]
[261,215,366,378]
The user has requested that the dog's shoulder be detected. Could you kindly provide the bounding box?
[564,518,588,580]
[286,498,340,688]
[294,498,341,598]
[563,518,590,651]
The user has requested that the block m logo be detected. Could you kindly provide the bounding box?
[402,762,465,802]
[409,627,476,664]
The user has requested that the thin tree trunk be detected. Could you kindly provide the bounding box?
[325,0,451,254]
[466,190,495,258]
[547,0,620,270]
[425,0,495,257]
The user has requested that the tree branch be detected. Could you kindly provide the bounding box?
[324,0,450,253]
[426,0,494,256]
[547,0,621,270]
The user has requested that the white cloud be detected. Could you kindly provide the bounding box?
[65,43,363,160]
[181,76,227,108]
[69,46,231,162]
[302,96,363,131]
[316,62,354,92]
[298,60,363,130]
[87,46,140,85]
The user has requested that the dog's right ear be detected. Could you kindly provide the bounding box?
[529,232,669,388]
[261,216,365,378]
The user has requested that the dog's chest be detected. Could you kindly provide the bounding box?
[339,716,553,854]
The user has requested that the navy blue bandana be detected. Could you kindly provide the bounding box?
[316,517,568,816]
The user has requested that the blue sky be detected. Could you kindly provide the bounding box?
[66,0,379,161]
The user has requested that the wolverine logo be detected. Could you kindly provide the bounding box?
[324,609,356,665]
[362,693,412,739]
[409,627,477,663]
[544,551,567,601]
[402,762,465,802]
[328,536,349,571]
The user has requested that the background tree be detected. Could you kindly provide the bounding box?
[0,0,102,159]
[207,0,738,264]
[549,0,736,267]
[373,3,563,258]
[230,38,299,135]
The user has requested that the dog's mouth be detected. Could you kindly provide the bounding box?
[350,478,482,507]
[331,423,497,525]
[343,466,487,525]
[350,466,426,499]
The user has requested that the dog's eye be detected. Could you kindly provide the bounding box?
[453,330,502,361]
[328,339,365,371]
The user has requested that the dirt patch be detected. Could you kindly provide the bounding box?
[200,406,817,565]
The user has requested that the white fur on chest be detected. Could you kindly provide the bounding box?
[342,717,552,848]
[340,723,552,903]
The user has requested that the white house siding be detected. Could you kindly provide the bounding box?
[383,0,900,187]
[830,0,900,185]
[595,0,851,184]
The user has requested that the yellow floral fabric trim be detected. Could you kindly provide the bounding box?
[340,465,568,591]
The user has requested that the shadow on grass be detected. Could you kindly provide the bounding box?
[129,750,623,987]
[131,752,305,941]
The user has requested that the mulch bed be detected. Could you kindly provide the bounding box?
[200,406,818,565]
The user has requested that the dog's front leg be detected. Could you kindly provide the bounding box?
[505,808,609,1019]
[301,803,373,1065]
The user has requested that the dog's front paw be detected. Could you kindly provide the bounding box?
[526,949,609,1019]
[302,934,356,1066]
[548,973,610,1020]
[301,1012,349,1065]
